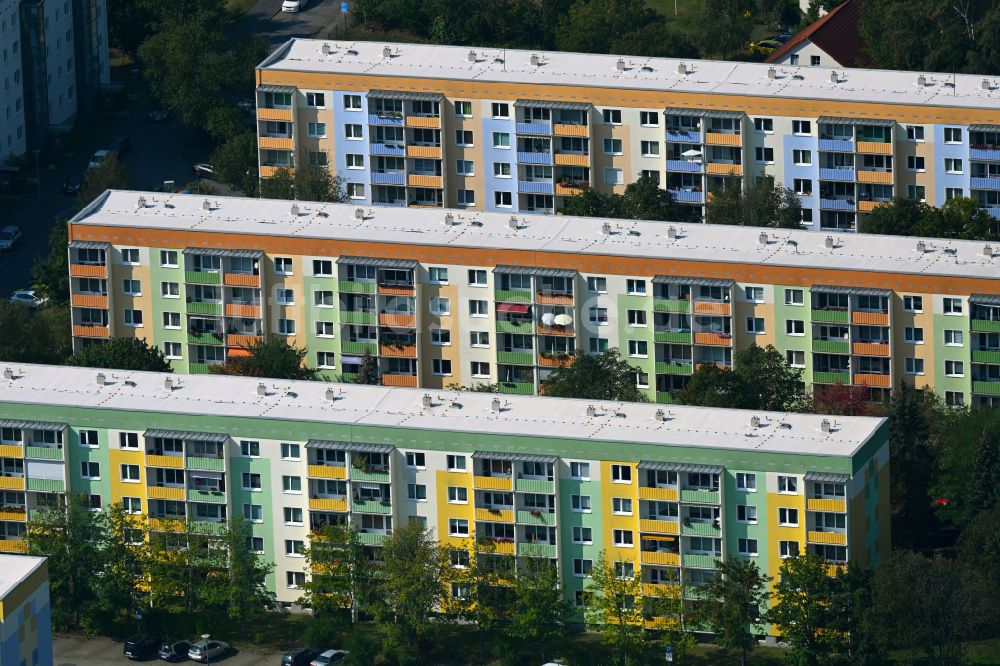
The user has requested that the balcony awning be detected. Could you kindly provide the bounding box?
[144,429,229,443]
[641,535,677,542]
[664,108,743,119]
[0,419,66,432]
[496,303,530,315]
[969,124,1000,132]
[336,256,418,269]
[818,116,894,127]
[367,89,443,102]
[306,440,394,454]
[182,248,263,259]
[472,451,557,463]
[257,84,295,94]
[652,275,733,288]
[514,99,590,111]
[340,355,363,364]
[227,348,250,358]
[638,461,723,474]
[804,472,850,483]
[969,293,1000,306]
[812,284,891,296]
[68,240,110,250]
[493,265,576,278]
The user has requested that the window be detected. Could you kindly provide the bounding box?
[406,452,426,468]
[285,540,306,557]
[640,140,659,157]
[572,526,593,544]
[449,518,469,536]
[907,155,926,171]
[905,357,925,375]
[778,508,799,526]
[345,124,362,139]
[626,279,646,295]
[793,149,812,166]
[738,538,759,556]
[120,464,140,482]
[343,94,361,110]
[160,250,178,267]
[122,497,142,514]
[281,443,300,460]
[282,475,302,493]
[604,168,623,186]
[347,183,365,199]
[946,187,963,200]
[786,320,805,336]
[779,541,800,558]
[469,300,488,317]
[342,154,364,171]
[736,472,756,491]
[602,109,622,125]
[587,276,607,293]
[447,487,468,503]
[627,340,648,358]
[792,120,811,135]
[455,101,472,116]
[469,331,489,347]
[570,462,590,480]
[946,391,965,408]
[613,529,634,547]
[407,484,427,501]
[162,312,181,329]
[119,432,139,449]
[945,360,964,377]
[573,559,593,577]
[286,572,306,588]
[790,54,800,65]
[627,309,647,327]
[571,495,591,512]
[944,127,962,144]
[736,505,757,523]
[314,290,334,307]
[744,286,764,303]
[494,191,512,207]
[430,297,451,315]
[240,440,260,457]
[243,504,263,522]
[471,361,490,377]
[589,307,609,325]
[246,537,264,553]
[242,473,262,491]
[908,185,926,202]
[455,130,473,146]
[754,118,773,133]
[276,288,294,305]
[603,138,623,155]
[612,497,633,515]
[164,342,182,359]
[778,476,798,494]
[278,319,296,335]
[903,295,923,312]
[456,160,474,176]
[451,549,470,568]
[447,455,467,471]
[491,102,509,118]
[464,270,488,289]
[123,309,143,327]
[122,279,140,296]
[160,281,179,298]
[315,321,335,337]
[121,248,139,264]
[786,350,805,368]
[80,430,98,447]
[306,92,325,107]
[904,327,924,344]
[746,317,765,334]
[310,148,328,165]
[943,298,963,315]
[945,158,963,174]
[284,507,303,525]
[81,461,100,478]
[431,328,451,346]
[493,162,511,177]
[906,125,924,141]
[611,464,632,483]
[589,338,609,354]
[432,359,453,375]
[274,257,292,275]
[784,288,804,305]
[639,111,659,126]
[944,329,964,346]
[307,122,326,137]
[457,189,476,206]
[492,132,510,148]
[755,147,774,163]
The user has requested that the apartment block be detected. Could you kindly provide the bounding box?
[68,190,1000,407]
[0,364,889,625]
[254,40,1000,232]
[0,555,51,666]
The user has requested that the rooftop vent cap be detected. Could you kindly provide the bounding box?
[321,43,331,55]
[767,67,777,80]
[354,207,365,220]
[422,393,433,407]
[163,377,174,392]
[96,372,107,386]
[2,367,13,380]
[601,221,612,235]
[347,47,358,55]
[654,408,666,422]
[825,235,835,249]
[467,50,477,63]
[530,54,540,66]
[616,58,626,71]
[290,203,300,217]
[586,404,597,417]
[491,397,501,412]
[677,62,687,75]
[758,232,769,245]
[444,213,455,226]
[508,215,519,230]
[820,418,832,433]
[136,196,147,209]
[830,71,839,84]
[256,382,267,397]
[982,79,992,90]
[916,240,927,253]
[985,244,994,258]
[202,199,211,211]
[382,46,393,58]
[667,226,677,239]
[750,415,761,428]
[325,387,337,402]
[917,74,927,87]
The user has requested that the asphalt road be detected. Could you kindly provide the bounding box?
[54,635,283,666]
[246,0,346,47]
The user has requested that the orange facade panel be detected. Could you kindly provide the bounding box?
[704,132,742,146]
[705,162,743,176]
[381,373,418,387]
[851,311,889,326]
[379,313,416,328]
[692,301,731,316]
[227,334,262,348]
[852,342,890,357]
[405,115,442,129]
[406,145,442,159]
[223,273,261,287]
[259,136,294,150]
[553,152,589,166]
[257,107,292,122]
[378,285,415,296]
[407,174,444,189]
[69,263,107,278]
[854,373,891,388]
[225,303,261,318]
[552,123,589,137]
[72,325,109,339]
[693,332,733,346]
[379,344,417,358]
[71,294,108,309]
[856,170,893,184]
[259,165,293,178]
[857,141,893,155]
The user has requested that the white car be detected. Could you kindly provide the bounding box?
[87,149,112,170]
[282,0,307,12]
[310,649,348,666]
[9,290,47,308]
[0,225,22,253]
[188,639,230,662]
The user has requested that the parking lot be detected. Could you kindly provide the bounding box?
[54,635,283,666]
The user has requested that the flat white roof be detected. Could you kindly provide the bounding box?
[71,190,1000,282]
[0,555,45,600]
[258,39,1000,112]
[0,364,883,458]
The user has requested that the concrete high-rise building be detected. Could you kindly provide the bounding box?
[0,555,52,666]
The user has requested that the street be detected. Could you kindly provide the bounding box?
[54,635,283,666]
[244,0,347,47]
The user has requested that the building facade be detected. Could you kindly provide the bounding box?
[255,39,1000,233]
[68,190,1000,407]
[0,555,52,666]
[0,364,889,626]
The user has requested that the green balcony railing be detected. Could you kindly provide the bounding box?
[496,320,534,334]
[341,341,377,355]
[680,489,721,504]
[514,478,554,493]
[24,446,63,460]
[813,371,850,384]
[351,468,391,483]
[495,289,532,303]
[811,309,849,324]
[187,489,226,503]
[656,391,677,404]
[186,456,225,471]
[499,381,534,395]
[681,553,719,569]
[188,363,213,375]
[680,521,720,537]
[185,301,223,316]
[339,372,358,383]
[517,542,557,558]
[357,531,388,545]
[184,271,221,285]
[187,331,224,345]
[655,361,693,375]
[340,311,376,325]
[972,349,1000,364]
[339,281,376,294]
[654,330,693,344]
[972,381,1000,395]
[189,520,226,535]
[26,478,64,492]
[516,510,556,526]
[352,499,392,515]
[812,339,850,354]
[654,299,691,313]
[497,351,534,365]
[972,319,1000,333]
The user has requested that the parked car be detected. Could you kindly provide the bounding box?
[149,109,170,122]
[9,290,47,308]
[750,39,781,55]
[124,634,161,660]
[192,163,215,180]
[188,638,230,662]
[62,175,81,195]
[87,149,112,170]
[282,648,320,666]
[111,136,131,158]
[282,0,307,12]
[159,638,192,662]
[310,649,348,666]
[0,225,22,252]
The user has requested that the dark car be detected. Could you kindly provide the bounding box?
[124,634,161,660]
[159,638,191,662]
[62,175,81,195]
[111,136,131,158]
[282,648,320,666]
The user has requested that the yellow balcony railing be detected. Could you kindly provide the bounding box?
[0,539,27,553]
[309,497,349,512]
[147,486,185,500]
[808,530,848,545]
[473,476,513,491]
[806,498,846,512]
[640,551,680,566]
[308,464,347,479]
[639,519,680,535]
[0,477,26,491]
[146,455,184,469]
[638,486,678,501]
[475,508,513,522]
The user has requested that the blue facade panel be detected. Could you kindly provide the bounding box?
[482,116,518,213]
[332,90,372,205]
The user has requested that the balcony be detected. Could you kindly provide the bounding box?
[226,334,261,348]
[259,136,294,150]
[340,341,377,356]
[308,464,347,479]
[552,123,589,137]
[147,454,184,469]
[654,330,693,344]
[0,508,26,522]
[812,309,848,323]
[476,507,514,522]
[807,530,847,545]
[371,171,406,186]
[407,174,444,189]
[518,180,554,195]
[972,349,1000,363]
[357,531,389,546]
[257,107,291,121]
[187,489,226,503]
[517,151,553,165]
[340,311,377,325]
[186,300,223,315]
[656,361,693,375]
[666,160,703,173]
[495,289,532,303]
[225,303,261,318]
[221,271,260,287]
[554,181,588,196]
[858,200,889,213]
[971,147,1000,160]
[670,189,704,204]
[516,510,556,526]
[680,489,720,504]
[537,324,574,337]
[404,115,441,129]
[496,320,534,334]
[639,518,679,534]
[692,301,730,316]
[811,339,848,354]
[853,342,889,356]
[516,122,551,135]
[72,325,109,339]
[553,152,589,167]
[309,497,349,512]
[681,520,719,537]
[654,299,691,313]
[538,353,573,368]
[705,162,743,176]
[806,498,846,512]
[665,129,701,143]
[352,499,392,514]
[857,170,893,184]
[820,198,856,211]
[972,177,1000,191]
[682,553,718,569]
[369,142,405,156]
[535,291,574,306]
[972,318,1000,333]
[473,475,514,491]
[972,380,1000,395]
[26,478,63,492]
[25,446,63,460]
[638,486,678,501]
[188,331,224,345]
[147,485,185,500]
[819,138,854,152]
[339,280,376,295]
[379,343,417,358]
[381,374,417,387]
[640,551,680,566]
[405,145,442,159]
[0,540,27,554]
[351,465,391,483]
[813,371,850,384]
[517,542,556,558]
[478,538,515,555]
[851,311,889,326]
[693,332,732,347]
[379,313,416,328]
[853,373,891,388]
[515,477,554,493]
[70,293,108,308]
[704,132,741,147]
[69,263,108,277]
[0,445,22,457]
[187,456,225,471]
[259,165,292,178]
[856,141,892,155]
[498,381,534,395]
[819,168,855,181]
[368,113,403,126]
[497,350,533,365]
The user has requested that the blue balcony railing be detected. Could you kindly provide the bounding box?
[971,148,1000,161]
[971,177,1000,191]
[518,180,554,195]
[665,130,701,143]
[820,198,856,211]
[516,122,551,135]
[666,160,703,173]
[368,113,404,126]
[369,143,405,156]
[517,151,553,165]
[819,167,855,181]
[669,189,705,204]
[819,138,854,152]
[371,171,406,185]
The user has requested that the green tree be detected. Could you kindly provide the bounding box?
[559,187,620,218]
[293,165,348,202]
[542,348,649,402]
[958,504,1000,626]
[698,0,754,59]
[27,494,103,630]
[677,344,803,411]
[648,583,698,666]
[210,336,313,380]
[354,351,380,385]
[859,196,1000,240]
[301,524,374,625]
[91,503,148,631]
[555,0,664,54]
[706,176,802,228]
[259,166,295,200]
[675,363,744,408]
[560,173,698,222]
[145,526,217,618]
[210,131,260,197]
[582,552,647,666]
[78,154,130,209]
[769,554,837,666]
[0,302,72,364]
[508,559,572,663]
[934,407,1000,527]
[440,543,516,661]
[30,216,70,304]
[66,337,173,372]
[829,562,885,666]
[696,557,770,666]
[217,516,274,622]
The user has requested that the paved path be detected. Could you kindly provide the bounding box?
[54,634,283,666]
